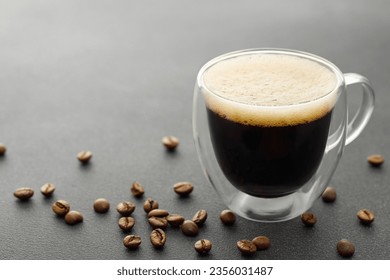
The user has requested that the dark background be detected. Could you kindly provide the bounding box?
[0,0,389,260]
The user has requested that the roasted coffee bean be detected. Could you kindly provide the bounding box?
[180,220,199,236]
[237,240,257,255]
[119,216,135,231]
[13,187,34,200]
[77,150,92,163]
[194,239,212,254]
[118,216,135,231]
[220,209,236,225]
[148,217,168,229]
[192,209,207,226]
[143,198,159,213]
[162,136,179,150]
[0,143,6,155]
[150,228,166,248]
[357,209,375,225]
[65,210,83,225]
[147,209,169,218]
[252,236,270,250]
[131,181,145,197]
[173,182,193,196]
[52,200,70,216]
[367,154,384,167]
[40,183,56,197]
[116,201,136,216]
[322,186,336,202]
[93,198,110,213]
[301,212,317,226]
[166,214,185,227]
[123,235,141,249]
[337,239,355,258]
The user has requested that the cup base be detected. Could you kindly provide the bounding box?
[230,191,309,222]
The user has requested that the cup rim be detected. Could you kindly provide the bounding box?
[197,48,344,108]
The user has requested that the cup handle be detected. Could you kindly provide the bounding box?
[344,73,375,145]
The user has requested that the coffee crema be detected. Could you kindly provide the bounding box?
[202,53,339,127]
[202,52,340,197]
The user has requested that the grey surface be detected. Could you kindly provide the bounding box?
[0,0,389,260]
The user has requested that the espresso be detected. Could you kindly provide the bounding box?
[202,52,338,197]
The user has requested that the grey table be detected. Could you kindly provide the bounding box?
[0,0,389,260]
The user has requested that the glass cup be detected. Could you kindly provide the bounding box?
[193,48,375,222]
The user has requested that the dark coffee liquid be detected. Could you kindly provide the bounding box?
[207,107,332,197]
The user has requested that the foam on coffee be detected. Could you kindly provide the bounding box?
[202,53,340,127]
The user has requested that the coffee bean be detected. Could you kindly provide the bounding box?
[147,209,169,218]
[162,136,179,150]
[77,150,92,163]
[357,209,375,225]
[367,154,384,167]
[180,220,199,236]
[173,182,193,196]
[131,181,144,198]
[150,228,166,248]
[220,209,236,225]
[321,186,336,203]
[0,143,6,155]
[143,198,159,213]
[123,235,141,250]
[148,217,168,229]
[116,201,136,216]
[65,210,83,225]
[40,183,56,197]
[93,198,110,213]
[52,200,70,216]
[13,187,34,200]
[252,236,270,250]
[237,240,257,255]
[194,239,212,254]
[301,212,317,226]
[166,214,185,227]
[337,239,355,258]
[118,216,135,231]
[192,209,207,226]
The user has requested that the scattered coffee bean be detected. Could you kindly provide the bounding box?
[337,239,355,258]
[194,239,212,254]
[40,183,56,197]
[150,228,166,248]
[192,209,207,226]
[252,236,270,250]
[143,198,159,213]
[0,143,6,155]
[52,200,70,216]
[162,136,179,150]
[93,198,110,213]
[131,181,145,197]
[321,186,336,203]
[220,209,236,225]
[166,214,185,227]
[123,235,141,250]
[13,187,34,200]
[173,182,193,196]
[65,210,83,225]
[77,150,92,163]
[118,216,135,231]
[237,240,257,255]
[116,201,136,216]
[180,220,199,236]
[148,217,168,229]
[367,154,384,167]
[357,209,375,225]
[148,209,169,218]
[301,212,317,226]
